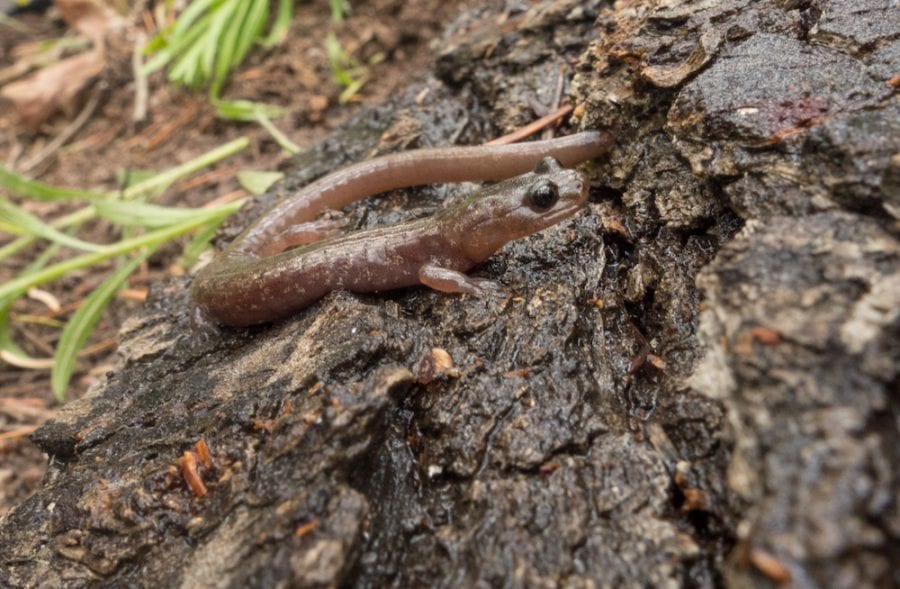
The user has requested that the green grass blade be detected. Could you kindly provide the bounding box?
[142,44,174,75]
[233,0,268,67]
[143,9,217,76]
[143,11,213,75]
[169,35,209,87]
[339,75,368,104]
[143,25,173,55]
[0,205,95,263]
[209,0,253,96]
[172,0,223,36]
[0,13,31,32]
[178,217,224,269]
[115,168,157,190]
[0,301,31,362]
[325,33,354,87]
[200,1,235,81]
[0,164,105,201]
[94,200,225,227]
[0,313,27,358]
[330,0,349,22]
[236,170,284,195]
[0,199,104,252]
[0,242,61,363]
[214,99,283,121]
[0,200,245,301]
[0,219,22,234]
[254,111,299,154]
[122,136,250,201]
[262,0,293,47]
[52,250,152,401]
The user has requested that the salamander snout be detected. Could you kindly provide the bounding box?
[510,166,588,237]
[456,162,590,261]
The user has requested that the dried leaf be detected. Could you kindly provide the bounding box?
[55,0,125,44]
[0,49,104,130]
[0,1,124,129]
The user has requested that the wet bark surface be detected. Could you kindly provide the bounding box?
[2,0,898,587]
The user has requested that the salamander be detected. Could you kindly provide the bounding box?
[191,131,612,326]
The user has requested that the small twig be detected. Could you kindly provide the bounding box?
[66,121,124,153]
[175,163,241,192]
[485,104,574,145]
[0,350,55,370]
[0,425,41,441]
[140,8,155,33]
[8,313,65,328]
[79,337,118,357]
[30,299,83,320]
[623,322,659,389]
[0,397,51,422]
[118,288,148,302]
[204,188,247,208]
[137,101,199,151]
[181,450,208,497]
[20,91,102,174]
[623,343,651,388]
[132,30,149,123]
[542,66,567,140]
[448,113,470,145]
[5,138,24,168]
[17,324,56,357]
[26,287,62,312]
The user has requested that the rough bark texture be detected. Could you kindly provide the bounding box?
[2,0,898,587]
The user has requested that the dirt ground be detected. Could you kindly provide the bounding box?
[0,0,475,517]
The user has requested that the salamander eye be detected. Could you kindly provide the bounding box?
[527,180,559,210]
[534,156,562,174]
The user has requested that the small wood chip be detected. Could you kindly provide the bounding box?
[538,460,561,476]
[194,439,213,469]
[417,347,458,383]
[750,326,781,345]
[118,288,148,302]
[180,450,207,497]
[749,547,792,585]
[295,517,320,538]
[27,288,61,312]
[647,354,667,370]
[681,488,709,511]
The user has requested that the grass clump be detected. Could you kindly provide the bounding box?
[0,138,250,401]
[143,0,293,120]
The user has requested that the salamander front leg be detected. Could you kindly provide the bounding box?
[418,262,502,296]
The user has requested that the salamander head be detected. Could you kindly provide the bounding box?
[451,156,589,261]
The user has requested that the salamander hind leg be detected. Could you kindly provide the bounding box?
[261,219,349,256]
[418,262,503,297]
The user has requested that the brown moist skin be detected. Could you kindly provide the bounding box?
[192,132,611,326]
